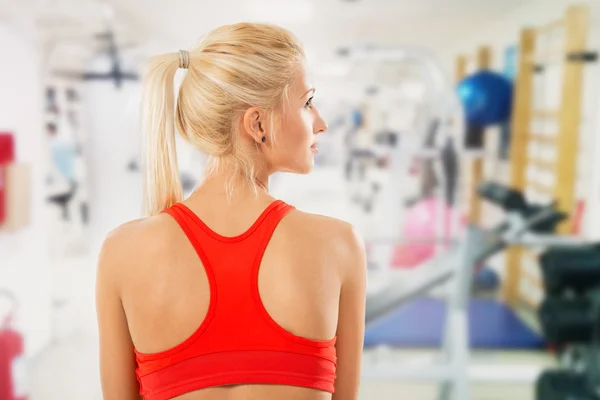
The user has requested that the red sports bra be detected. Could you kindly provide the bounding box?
[134,200,337,400]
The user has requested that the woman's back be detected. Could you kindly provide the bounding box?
[97,190,366,399]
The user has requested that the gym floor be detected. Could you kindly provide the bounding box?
[28,168,558,400]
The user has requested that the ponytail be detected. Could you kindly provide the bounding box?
[140,53,183,216]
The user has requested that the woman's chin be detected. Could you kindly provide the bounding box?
[302,157,316,174]
[276,161,313,175]
[292,161,315,175]
[293,163,314,175]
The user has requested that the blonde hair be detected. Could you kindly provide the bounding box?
[140,23,305,216]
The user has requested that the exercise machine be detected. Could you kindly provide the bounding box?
[536,244,600,399]
[364,181,584,400]
[340,46,464,247]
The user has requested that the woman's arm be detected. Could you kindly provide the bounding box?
[96,230,143,399]
[333,225,367,400]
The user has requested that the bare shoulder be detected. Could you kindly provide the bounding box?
[100,214,175,260]
[283,208,366,277]
[97,213,179,290]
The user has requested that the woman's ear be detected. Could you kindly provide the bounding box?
[242,107,266,144]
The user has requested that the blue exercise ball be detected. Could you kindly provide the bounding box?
[474,267,500,291]
[457,71,513,126]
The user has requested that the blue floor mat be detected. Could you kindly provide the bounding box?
[364,297,545,349]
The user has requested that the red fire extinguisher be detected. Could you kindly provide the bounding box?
[0,133,15,225]
[0,289,27,400]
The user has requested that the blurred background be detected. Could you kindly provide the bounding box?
[1,0,600,399]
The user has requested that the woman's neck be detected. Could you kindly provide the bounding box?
[190,161,273,204]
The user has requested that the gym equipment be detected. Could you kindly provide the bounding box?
[345,46,465,242]
[536,370,599,400]
[457,70,513,126]
[406,119,459,208]
[477,181,567,233]
[51,19,139,89]
[535,224,600,399]
[345,147,385,213]
[539,297,595,344]
[397,121,460,261]
[414,119,441,200]
[540,245,600,296]
[366,181,567,324]
[364,181,581,400]
[440,136,459,206]
[373,131,398,148]
[472,267,500,292]
[503,5,593,308]
[45,87,59,114]
[391,197,456,269]
[47,182,77,221]
[455,46,490,232]
[476,181,527,211]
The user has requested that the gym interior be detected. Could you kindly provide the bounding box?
[2,0,600,399]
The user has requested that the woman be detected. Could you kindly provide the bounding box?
[96,23,366,400]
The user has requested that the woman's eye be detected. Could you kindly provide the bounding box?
[305,97,314,108]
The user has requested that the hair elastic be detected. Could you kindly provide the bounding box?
[179,50,190,69]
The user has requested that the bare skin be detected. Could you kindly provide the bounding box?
[96,61,367,400]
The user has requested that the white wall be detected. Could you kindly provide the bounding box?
[83,74,143,245]
[0,22,52,356]
[83,65,211,246]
